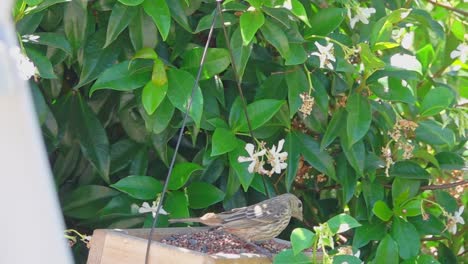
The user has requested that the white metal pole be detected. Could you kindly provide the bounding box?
[0,1,73,263]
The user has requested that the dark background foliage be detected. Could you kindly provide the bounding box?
[13,0,467,263]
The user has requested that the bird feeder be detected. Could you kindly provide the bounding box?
[87,227,318,264]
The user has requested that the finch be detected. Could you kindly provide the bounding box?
[168,193,303,242]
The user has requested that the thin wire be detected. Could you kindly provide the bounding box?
[216,1,270,198]
[144,7,219,264]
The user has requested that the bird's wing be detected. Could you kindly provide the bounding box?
[219,200,290,228]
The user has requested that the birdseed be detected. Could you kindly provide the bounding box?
[160,229,290,255]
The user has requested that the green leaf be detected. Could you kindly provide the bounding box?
[62,185,119,219]
[373,200,393,221]
[286,68,308,118]
[389,161,431,180]
[129,9,159,50]
[142,0,171,40]
[451,18,465,41]
[230,27,252,82]
[168,162,203,190]
[75,29,122,88]
[392,178,420,207]
[260,18,290,59]
[305,8,344,36]
[340,134,365,176]
[346,93,371,146]
[90,60,151,95]
[438,243,457,264]
[434,190,458,213]
[211,128,238,156]
[73,94,110,182]
[358,43,385,77]
[435,152,465,170]
[273,249,311,264]
[420,87,455,117]
[165,191,189,219]
[167,0,192,32]
[290,228,315,255]
[166,68,203,127]
[181,48,230,80]
[295,132,336,179]
[111,176,163,200]
[25,0,44,5]
[415,120,455,147]
[288,0,310,27]
[142,97,175,134]
[232,99,285,132]
[240,8,265,45]
[336,154,357,204]
[118,0,144,6]
[321,108,346,150]
[229,140,255,191]
[285,132,301,192]
[391,218,420,259]
[285,43,307,65]
[24,46,56,79]
[142,81,168,115]
[374,234,399,264]
[327,213,361,234]
[110,139,140,174]
[63,0,87,54]
[352,221,386,249]
[333,255,362,264]
[187,182,225,209]
[23,32,72,54]
[104,3,137,48]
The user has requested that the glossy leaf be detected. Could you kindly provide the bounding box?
[260,19,290,59]
[105,3,137,48]
[327,213,361,234]
[273,249,312,264]
[295,132,336,180]
[62,185,119,219]
[374,234,399,264]
[305,8,344,36]
[420,87,455,117]
[187,182,225,209]
[230,27,252,82]
[290,228,315,255]
[181,48,230,80]
[391,217,420,259]
[415,120,456,147]
[286,68,308,118]
[240,8,264,45]
[142,0,171,40]
[211,128,238,156]
[346,93,372,146]
[232,99,285,132]
[168,162,203,190]
[142,81,168,115]
[373,200,393,221]
[285,132,301,192]
[166,68,203,127]
[111,176,163,200]
[90,60,151,95]
[389,161,431,179]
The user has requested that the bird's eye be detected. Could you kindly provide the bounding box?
[298,203,302,208]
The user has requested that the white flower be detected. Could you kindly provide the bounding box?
[138,201,168,218]
[267,139,288,175]
[450,44,468,63]
[310,42,336,70]
[238,143,267,174]
[9,46,37,80]
[347,7,376,29]
[446,206,465,234]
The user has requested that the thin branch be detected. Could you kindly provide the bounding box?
[299,180,468,192]
[426,0,468,16]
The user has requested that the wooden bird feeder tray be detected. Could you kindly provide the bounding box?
[87,227,319,264]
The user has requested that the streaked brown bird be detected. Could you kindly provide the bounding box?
[169,193,303,242]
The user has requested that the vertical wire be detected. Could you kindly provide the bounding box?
[144,7,220,264]
[216,1,270,198]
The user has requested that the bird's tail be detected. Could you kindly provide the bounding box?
[168,217,202,224]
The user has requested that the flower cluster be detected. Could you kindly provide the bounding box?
[299,92,315,117]
[238,139,288,176]
[445,206,465,234]
[137,197,168,218]
[382,119,418,176]
[309,42,336,70]
[347,7,376,29]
